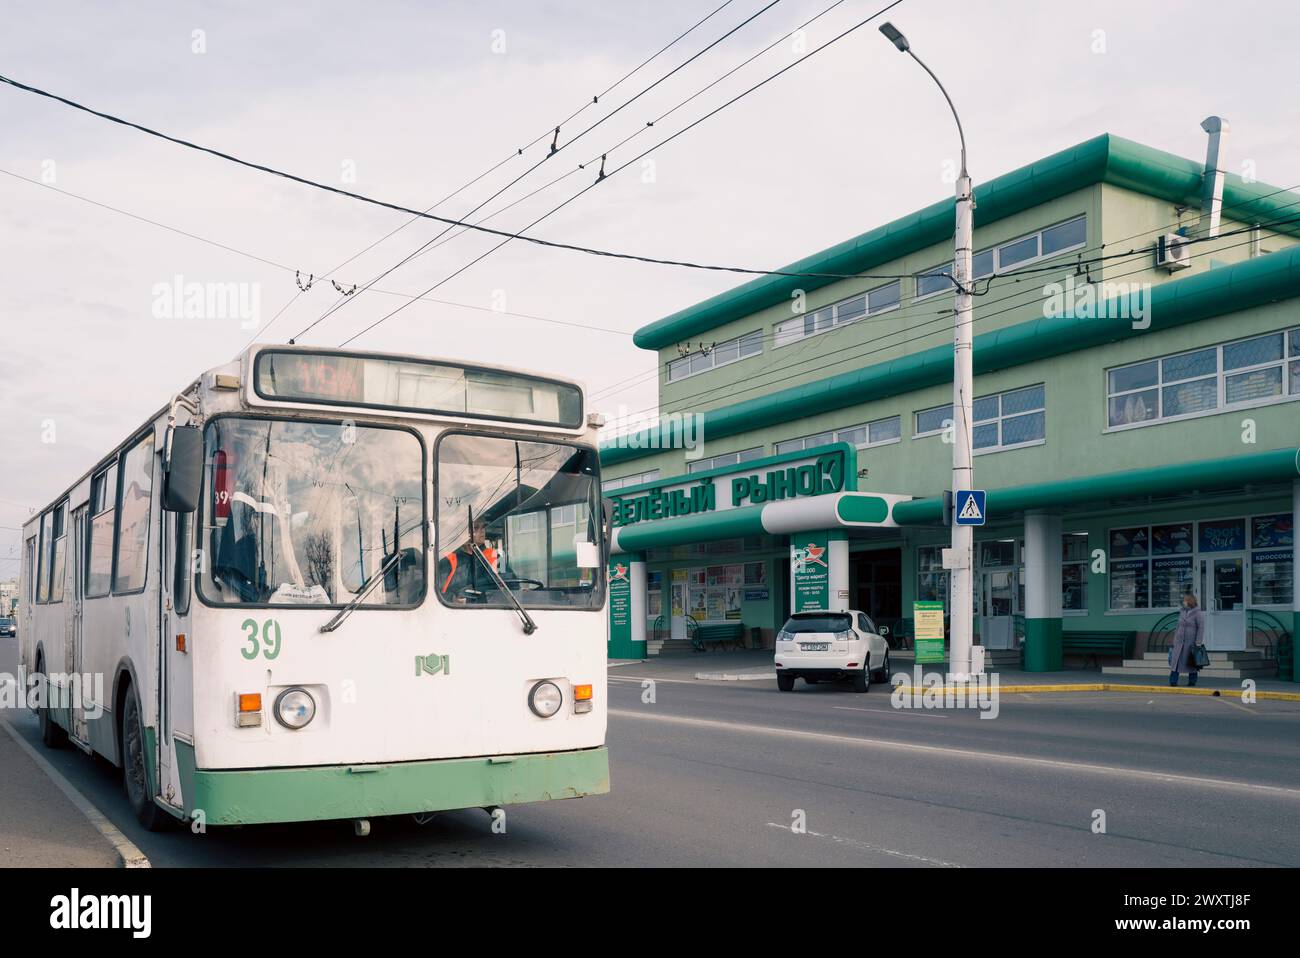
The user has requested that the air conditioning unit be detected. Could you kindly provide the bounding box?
[1156,232,1192,271]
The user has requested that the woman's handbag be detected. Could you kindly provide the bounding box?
[1193,644,1211,670]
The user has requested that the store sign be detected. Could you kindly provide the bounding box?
[791,536,830,612]
[609,450,847,527]
[608,562,631,650]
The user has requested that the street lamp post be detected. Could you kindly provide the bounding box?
[880,22,975,679]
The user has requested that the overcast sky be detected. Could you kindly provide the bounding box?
[3,0,1298,577]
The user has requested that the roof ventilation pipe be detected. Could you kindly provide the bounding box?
[1197,116,1230,239]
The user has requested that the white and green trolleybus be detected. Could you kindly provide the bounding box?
[18,345,610,831]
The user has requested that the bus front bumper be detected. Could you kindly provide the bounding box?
[181,746,610,826]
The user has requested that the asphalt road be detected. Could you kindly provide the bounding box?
[4,635,1300,867]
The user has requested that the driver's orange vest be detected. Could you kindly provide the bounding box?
[440,546,498,593]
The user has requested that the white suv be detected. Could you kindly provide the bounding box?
[774,610,891,693]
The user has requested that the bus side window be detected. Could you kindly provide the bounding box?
[173,511,192,615]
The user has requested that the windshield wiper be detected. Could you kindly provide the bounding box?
[468,505,537,635]
[318,548,404,634]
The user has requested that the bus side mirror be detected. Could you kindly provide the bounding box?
[601,498,613,548]
[162,425,203,513]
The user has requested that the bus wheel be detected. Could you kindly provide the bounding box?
[122,688,170,832]
[35,654,68,749]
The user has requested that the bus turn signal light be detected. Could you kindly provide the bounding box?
[573,683,593,714]
[236,692,262,727]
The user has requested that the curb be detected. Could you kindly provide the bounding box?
[695,671,777,681]
[0,718,151,868]
[889,682,1300,701]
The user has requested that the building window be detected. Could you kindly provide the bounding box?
[773,416,901,456]
[1062,532,1089,612]
[113,433,155,594]
[917,546,949,611]
[916,216,1087,300]
[773,281,902,348]
[87,463,117,599]
[915,384,1045,451]
[686,447,763,474]
[1107,326,1300,429]
[666,329,762,382]
[603,469,661,494]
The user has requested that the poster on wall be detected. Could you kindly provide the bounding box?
[791,536,830,612]
[706,589,726,620]
[725,587,742,620]
[689,587,707,618]
[744,561,767,586]
[671,584,685,617]
[1252,513,1294,549]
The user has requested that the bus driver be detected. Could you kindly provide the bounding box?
[438,518,512,601]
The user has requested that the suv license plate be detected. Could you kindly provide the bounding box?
[800,642,829,651]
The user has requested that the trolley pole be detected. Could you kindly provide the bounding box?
[879,22,975,679]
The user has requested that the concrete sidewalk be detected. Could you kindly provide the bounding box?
[610,648,1300,699]
[0,716,128,868]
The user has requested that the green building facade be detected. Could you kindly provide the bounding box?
[600,133,1300,678]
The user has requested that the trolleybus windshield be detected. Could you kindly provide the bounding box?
[435,433,602,610]
[198,416,426,607]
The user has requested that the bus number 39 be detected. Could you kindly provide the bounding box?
[240,618,283,660]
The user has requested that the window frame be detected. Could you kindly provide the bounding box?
[685,447,764,475]
[111,430,156,597]
[85,462,118,600]
[433,428,604,614]
[1105,326,1300,432]
[913,384,1046,452]
[772,280,903,349]
[666,329,763,383]
[47,501,68,604]
[1061,531,1090,615]
[195,413,430,612]
[914,215,1087,302]
[774,416,902,456]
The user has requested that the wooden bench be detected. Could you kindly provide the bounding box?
[1062,630,1135,666]
[692,623,745,651]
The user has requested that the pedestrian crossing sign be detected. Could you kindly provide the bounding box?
[955,489,986,526]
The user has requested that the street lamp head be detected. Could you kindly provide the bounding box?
[879,22,910,53]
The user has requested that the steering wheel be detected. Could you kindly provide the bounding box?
[498,576,545,591]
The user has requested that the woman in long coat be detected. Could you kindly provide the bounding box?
[1169,591,1206,686]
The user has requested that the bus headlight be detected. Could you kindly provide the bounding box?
[528,680,563,718]
[274,688,317,730]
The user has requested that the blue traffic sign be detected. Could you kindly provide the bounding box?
[955,489,986,526]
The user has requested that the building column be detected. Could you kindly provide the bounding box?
[789,530,848,613]
[1293,481,1299,682]
[608,553,647,660]
[1022,512,1064,672]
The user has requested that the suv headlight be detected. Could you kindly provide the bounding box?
[274,688,316,729]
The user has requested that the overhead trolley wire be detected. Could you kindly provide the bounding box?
[334,0,908,347]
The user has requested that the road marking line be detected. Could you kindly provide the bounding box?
[832,705,947,718]
[607,675,699,685]
[0,716,151,868]
[608,708,1300,799]
[765,822,962,867]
